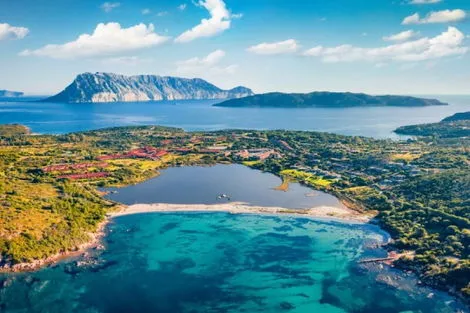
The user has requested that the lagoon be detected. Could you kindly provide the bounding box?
[103,164,343,209]
[0,164,468,313]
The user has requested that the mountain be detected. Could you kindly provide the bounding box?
[214,92,448,108]
[0,90,24,97]
[395,111,470,138]
[42,72,254,103]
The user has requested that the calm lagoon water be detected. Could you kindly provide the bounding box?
[1,165,468,313]
[104,164,343,209]
[1,95,469,138]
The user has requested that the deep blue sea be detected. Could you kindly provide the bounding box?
[1,95,469,138]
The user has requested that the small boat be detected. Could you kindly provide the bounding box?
[217,194,231,201]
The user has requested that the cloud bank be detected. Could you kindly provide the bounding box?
[402,9,467,24]
[303,27,467,63]
[20,23,169,59]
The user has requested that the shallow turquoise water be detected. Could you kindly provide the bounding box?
[1,213,466,313]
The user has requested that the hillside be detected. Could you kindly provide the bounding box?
[214,92,448,108]
[42,72,253,103]
[395,112,470,138]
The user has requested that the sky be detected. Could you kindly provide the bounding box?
[0,0,470,95]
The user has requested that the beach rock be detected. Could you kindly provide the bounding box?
[279,301,296,310]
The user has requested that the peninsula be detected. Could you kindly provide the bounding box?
[42,72,254,103]
[395,111,470,138]
[214,92,448,108]
[0,119,468,302]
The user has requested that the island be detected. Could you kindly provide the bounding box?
[214,92,448,108]
[0,118,468,303]
[41,72,254,103]
[395,111,470,138]
[0,90,24,98]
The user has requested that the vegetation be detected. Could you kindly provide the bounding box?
[0,122,468,302]
[214,92,448,108]
[395,111,470,138]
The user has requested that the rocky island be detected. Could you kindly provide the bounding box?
[214,92,448,108]
[42,72,254,103]
[0,90,24,98]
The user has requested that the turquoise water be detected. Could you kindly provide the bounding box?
[1,95,469,138]
[0,213,466,312]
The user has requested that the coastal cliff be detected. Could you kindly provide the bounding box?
[42,72,253,103]
[214,92,448,108]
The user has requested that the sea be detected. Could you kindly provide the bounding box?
[0,97,469,312]
[0,95,469,138]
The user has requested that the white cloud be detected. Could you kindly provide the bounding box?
[303,27,467,63]
[101,2,120,13]
[410,0,442,4]
[178,4,187,11]
[176,49,238,75]
[247,39,300,55]
[383,30,420,42]
[402,9,467,24]
[178,49,226,66]
[175,0,231,43]
[0,23,29,40]
[102,56,152,65]
[156,11,169,17]
[142,8,151,15]
[20,22,169,59]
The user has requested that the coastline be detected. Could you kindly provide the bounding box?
[1,201,373,273]
[108,202,375,223]
[0,220,107,273]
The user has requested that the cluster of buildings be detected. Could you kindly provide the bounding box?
[236,149,281,161]
[97,146,168,161]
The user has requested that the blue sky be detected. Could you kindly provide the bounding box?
[1,0,469,95]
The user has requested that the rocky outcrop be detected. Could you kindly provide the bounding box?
[43,72,253,103]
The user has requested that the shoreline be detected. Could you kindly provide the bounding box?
[0,220,107,273]
[1,201,373,273]
[108,202,375,223]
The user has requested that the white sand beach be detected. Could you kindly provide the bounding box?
[108,202,374,223]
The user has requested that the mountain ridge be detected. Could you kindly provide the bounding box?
[214,92,448,108]
[42,72,254,103]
